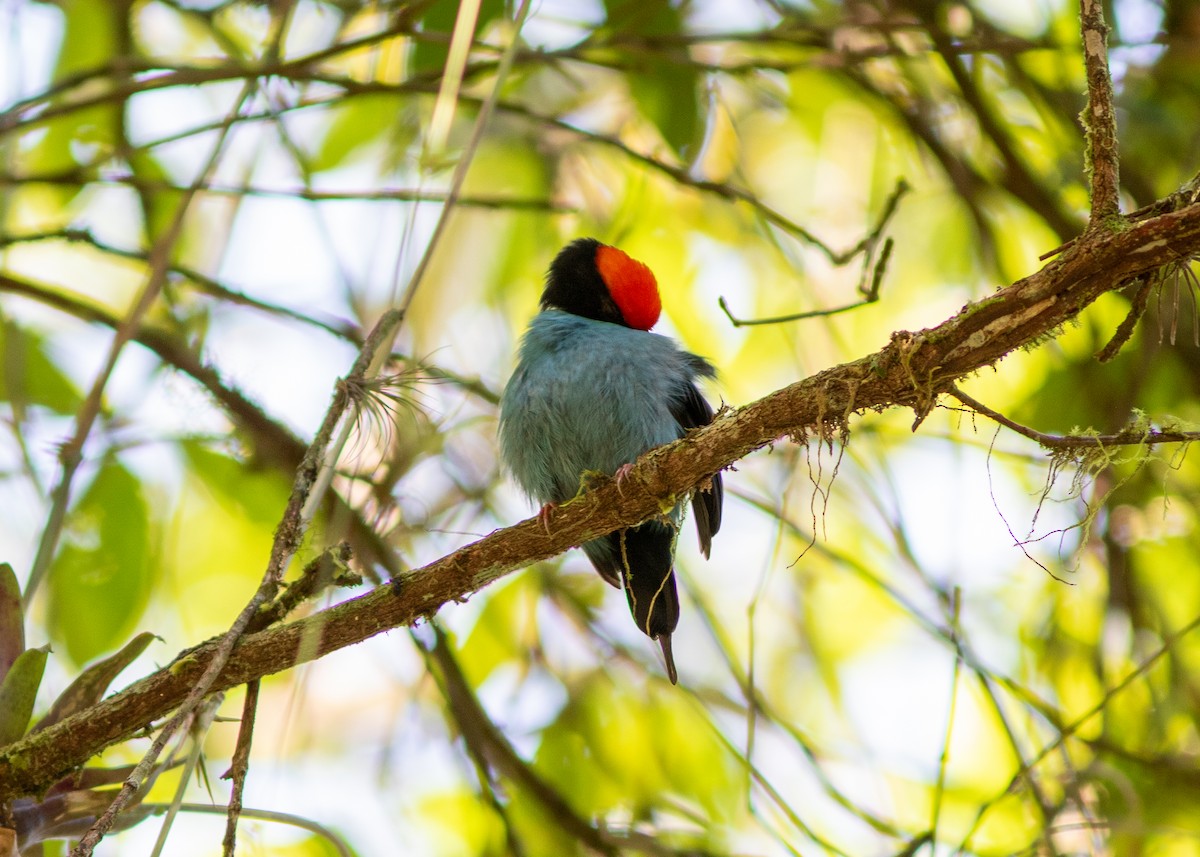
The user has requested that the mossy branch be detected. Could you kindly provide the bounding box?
[1,194,1199,802]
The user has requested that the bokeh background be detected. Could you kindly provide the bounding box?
[2,0,1200,854]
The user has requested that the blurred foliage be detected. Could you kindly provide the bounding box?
[0,560,162,851]
[1,0,1199,854]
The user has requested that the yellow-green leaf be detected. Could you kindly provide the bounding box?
[34,632,158,732]
[0,645,49,746]
[46,458,156,665]
[0,563,23,682]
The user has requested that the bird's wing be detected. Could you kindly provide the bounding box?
[671,381,723,557]
[582,535,624,589]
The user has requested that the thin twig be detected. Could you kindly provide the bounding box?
[138,802,354,857]
[0,18,414,132]
[930,589,962,839]
[1095,277,1153,361]
[718,183,907,326]
[0,228,359,342]
[22,83,253,610]
[300,0,534,526]
[221,681,259,857]
[0,174,566,211]
[147,696,224,857]
[948,387,1200,450]
[1080,0,1121,224]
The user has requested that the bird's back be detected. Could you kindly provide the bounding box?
[499,310,709,505]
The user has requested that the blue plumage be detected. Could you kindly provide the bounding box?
[499,240,723,684]
[500,311,713,505]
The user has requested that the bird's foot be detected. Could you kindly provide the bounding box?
[537,502,558,534]
[613,462,635,496]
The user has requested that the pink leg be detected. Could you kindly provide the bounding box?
[613,463,634,495]
[537,502,557,534]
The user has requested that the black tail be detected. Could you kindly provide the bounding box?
[582,523,681,683]
[616,523,680,683]
[615,524,678,637]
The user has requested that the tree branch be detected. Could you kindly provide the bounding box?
[2,195,1200,802]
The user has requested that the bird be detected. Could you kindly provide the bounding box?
[498,238,723,684]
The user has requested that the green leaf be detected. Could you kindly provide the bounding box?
[33,632,158,732]
[459,575,536,685]
[414,791,505,857]
[0,563,23,682]
[628,60,700,157]
[534,670,741,833]
[180,440,291,527]
[46,458,156,665]
[15,0,119,200]
[0,645,49,746]
[55,0,119,80]
[312,94,416,172]
[0,319,84,417]
[604,0,701,156]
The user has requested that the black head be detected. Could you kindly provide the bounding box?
[540,238,627,326]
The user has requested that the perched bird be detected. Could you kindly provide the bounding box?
[499,238,723,683]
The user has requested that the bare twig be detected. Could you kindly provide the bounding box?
[220,681,259,857]
[1096,277,1153,361]
[0,228,359,342]
[948,387,1200,450]
[718,238,894,326]
[718,183,905,327]
[1080,0,1121,224]
[0,18,416,133]
[147,696,224,857]
[0,174,566,211]
[138,803,353,857]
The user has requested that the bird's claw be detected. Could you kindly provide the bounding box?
[613,463,635,496]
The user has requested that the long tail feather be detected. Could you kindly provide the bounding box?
[658,634,678,685]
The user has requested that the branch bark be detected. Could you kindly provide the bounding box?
[2,195,1200,802]
[1080,0,1121,223]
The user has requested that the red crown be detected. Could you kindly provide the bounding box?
[596,245,661,331]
